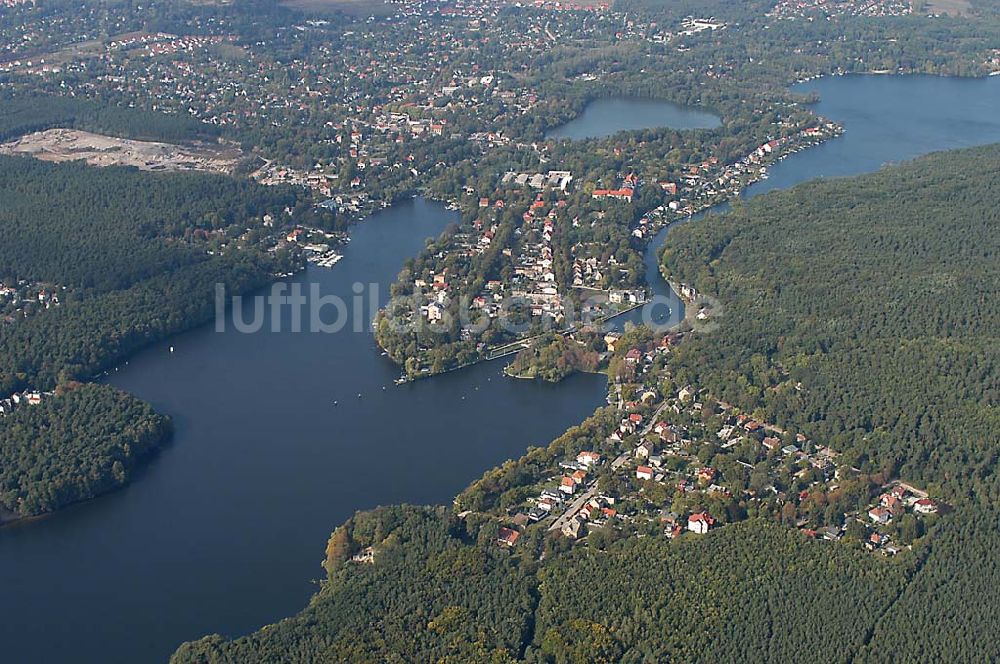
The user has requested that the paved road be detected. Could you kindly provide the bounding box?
[548,401,671,532]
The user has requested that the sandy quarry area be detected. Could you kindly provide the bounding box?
[0,128,243,174]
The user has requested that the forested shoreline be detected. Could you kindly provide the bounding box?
[173,143,1000,664]
[0,383,172,520]
[0,154,315,518]
[2,0,1000,658]
[0,154,316,394]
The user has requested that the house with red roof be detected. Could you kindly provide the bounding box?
[591,188,634,202]
[560,476,577,495]
[868,507,891,524]
[497,527,520,547]
[687,512,715,534]
[880,494,904,515]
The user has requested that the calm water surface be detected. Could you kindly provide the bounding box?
[2,74,1000,663]
[546,97,721,140]
[750,74,1000,195]
[0,198,607,663]
[646,74,1000,320]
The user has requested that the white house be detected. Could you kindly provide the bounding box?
[687,512,715,534]
[635,441,655,459]
[868,507,891,524]
[559,476,576,495]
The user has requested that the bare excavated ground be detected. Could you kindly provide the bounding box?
[0,128,243,174]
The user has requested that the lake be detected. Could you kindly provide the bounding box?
[0,198,608,663]
[643,73,1000,324]
[750,74,1000,196]
[2,74,1000,663]
[546,97,721,140]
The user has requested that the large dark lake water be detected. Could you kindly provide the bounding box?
[2,74,1000,663]
[0,198,608,662]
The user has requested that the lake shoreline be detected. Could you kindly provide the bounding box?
[6,74,1000,664]
[544,96,722,140]
[186,72,1000,654]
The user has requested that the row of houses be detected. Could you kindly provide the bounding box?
[0,390,46,416]
[501,170,574,191]
[592,172,638,202]
[868,483,939,523]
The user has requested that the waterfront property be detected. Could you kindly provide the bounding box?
[2,74,1000,664]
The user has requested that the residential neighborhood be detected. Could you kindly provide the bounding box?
[0,279,62,324]
[472,328,944,558]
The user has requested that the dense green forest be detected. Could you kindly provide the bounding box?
[172,506,912,664]
[0,383,171,518]
[530,520,911,663]
[0,155,315,393]
[0,155,296,291]
[0,93,220,143]
[172,144,1000,664]
[0,154,314,514]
